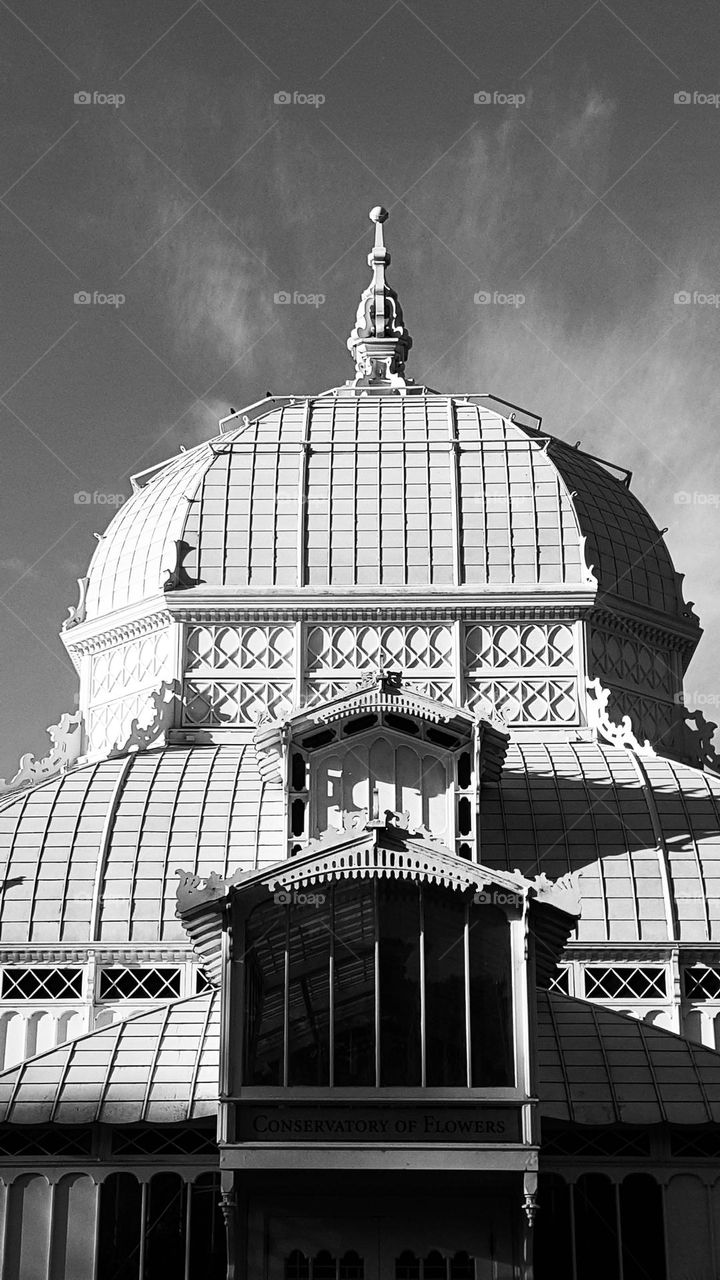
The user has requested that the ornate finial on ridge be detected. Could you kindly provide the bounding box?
[347,206,413,387]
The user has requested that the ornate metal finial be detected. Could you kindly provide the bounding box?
[347,206,413,386]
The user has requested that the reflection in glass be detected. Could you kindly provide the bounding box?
[469,903,513,1086]
[424,885,466,1085]
[379,880,421,1085]
[242,882,514,1088]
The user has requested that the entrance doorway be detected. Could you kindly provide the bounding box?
[254,1191,517,1279]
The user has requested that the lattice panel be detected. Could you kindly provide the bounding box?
[465,623,575,672]
[185,624,295,673]
[0,968,83,1000]
[98,967,182,1001]
[90,631,170,702]
[548,968,570,995]
[543,1127,651,1159]
[183,679,294,726]
[87,690,150,753]
[604,685,680,750]
[111,1126,218,1157]
[684,966,720,1000]
[0,1127,93,1158]
[589,629,677,698]
[584,966,667,1000]
[465,678,578,724]
[305,624,454,673]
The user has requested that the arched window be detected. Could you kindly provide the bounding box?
[286,714,478,861]
[243,881,513,1088]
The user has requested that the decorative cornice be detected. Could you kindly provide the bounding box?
[588,607,700,653]
[252,671,510,786]
[163,591,598,622]
[176,817,580,918]
[0,711,84,799]
[63,609,174,658]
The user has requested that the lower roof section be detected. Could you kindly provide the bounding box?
[538,991,720,1126]
[0,992,219,1126]
[0,739,719,945]
[0,990,719,1130]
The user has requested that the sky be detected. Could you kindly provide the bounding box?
[1,0,720,777]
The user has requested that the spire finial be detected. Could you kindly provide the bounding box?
[347,207,413,387]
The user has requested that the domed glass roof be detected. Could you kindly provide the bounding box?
[82,393,684,623]
[79,207,686,628]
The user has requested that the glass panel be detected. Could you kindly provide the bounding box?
[449,1252,474,1280]
[189,1174,226,1279]
[288,895,332,1086]
[424,1251,447,1280]
[313,1250,337,1279]
[334,880,376,1086]
[534,1174,573,1280]
[339,1251,364,1279]
[395,1252,421,1280]
[424,885,467,1086]
[97,1173,142,1280]
[378,881,421,1086]
[468,903,513,1086]
[619,1174,666,1280]
[244,899,287,1085]
[574,1174,620,1280]
[285,1250,310,1279]
[144,1173,186,1279]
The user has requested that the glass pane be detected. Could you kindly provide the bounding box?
[144,1173,186,1279]
[449,1252,474,1280]
[574,1174,620,1280]
[533,1174,573,1280]
[424,1251,447,1279]
[619,1174,666,1280]
[468,903,513,1086]
[189,1174,226,1279]
[334,880,376,1086]
[395,1252,420,1280]
[285,1250,310,1279]
[424,885,467,1086]
[288,893,332,1086]
[339,1250,364,1279]
[313,1250,337,1279]
[378,880,421,1086]
[244,899,287,1085]
[97,1173,142,1280]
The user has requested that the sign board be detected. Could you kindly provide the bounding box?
[234,1104,523,1143]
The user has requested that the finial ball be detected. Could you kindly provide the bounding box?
[369,206,389,224]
